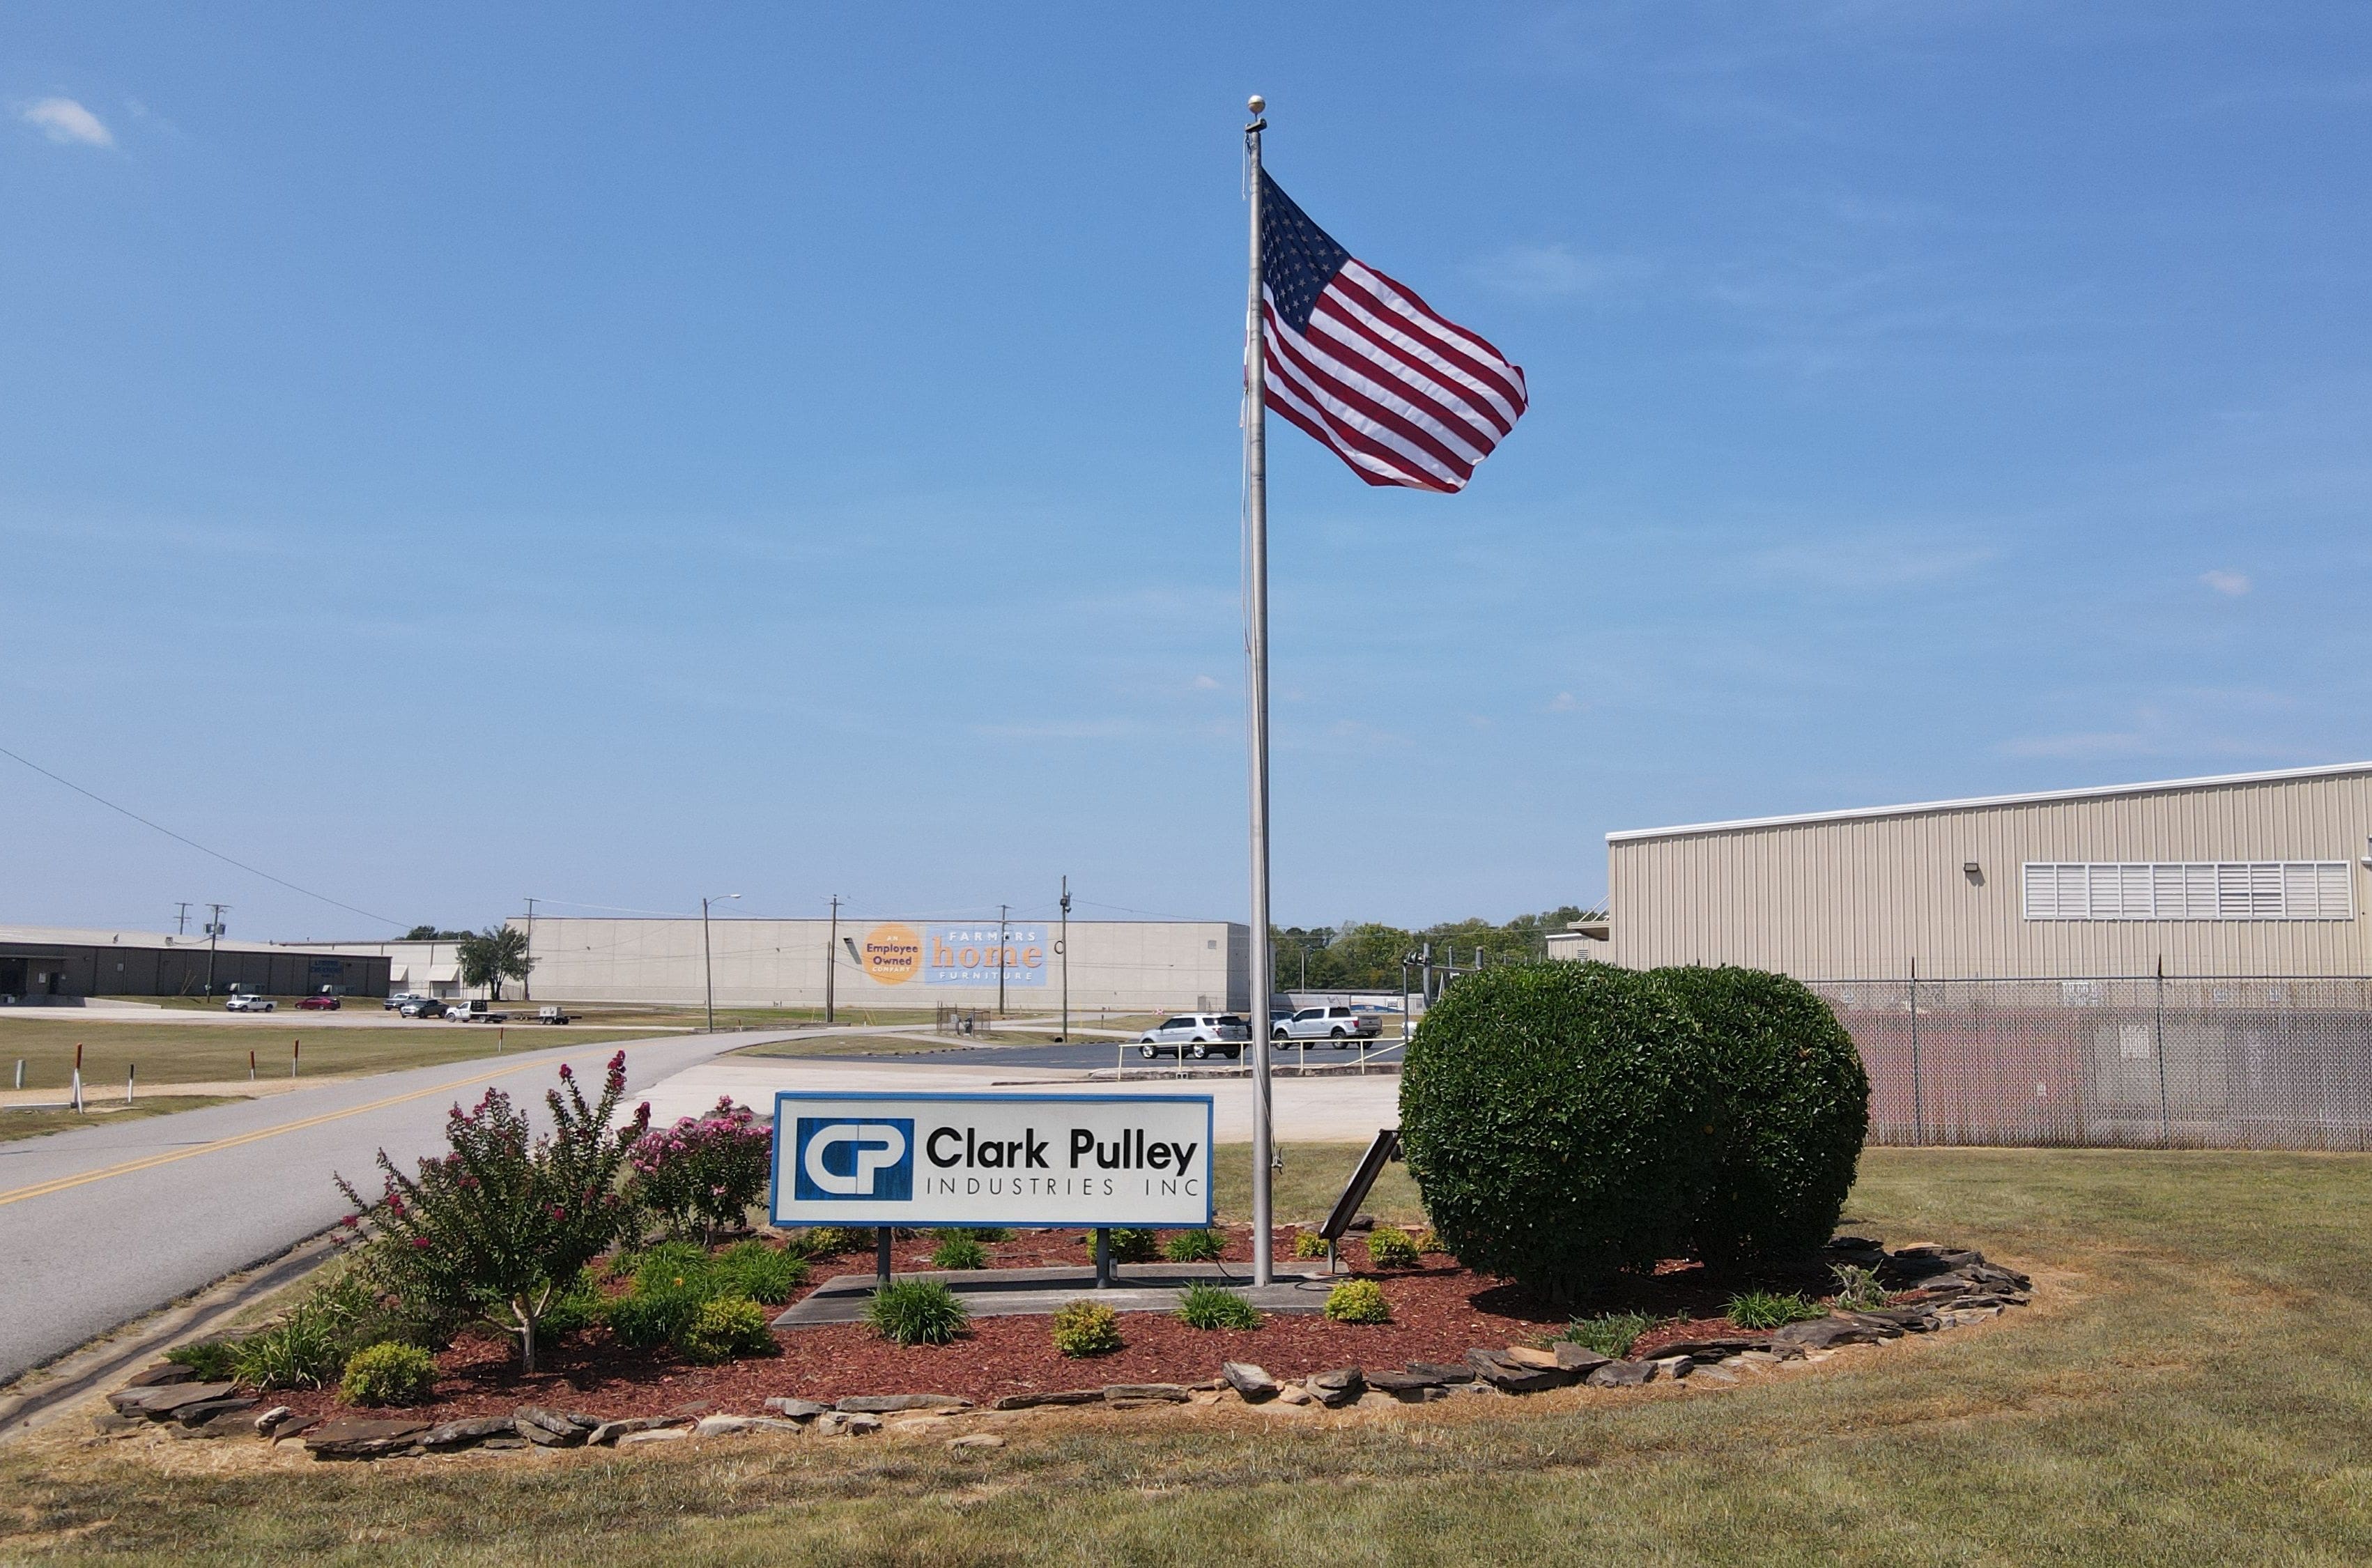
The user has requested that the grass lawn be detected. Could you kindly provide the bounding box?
[0,1095,238,1144]
[732,1033,973,1061]
[0,1022,652,1090]
[9,1147,2372,1564]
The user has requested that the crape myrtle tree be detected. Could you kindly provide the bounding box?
[339,1052,649,1372]
[456,924,536,1001]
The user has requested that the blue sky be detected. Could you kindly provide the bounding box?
[6,3,2371,940]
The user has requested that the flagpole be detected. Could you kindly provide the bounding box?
[1242,93,1276,1289]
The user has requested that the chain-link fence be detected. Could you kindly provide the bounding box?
[1805,976,2372,1150]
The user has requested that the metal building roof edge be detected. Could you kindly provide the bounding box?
[1606,760,2372,844]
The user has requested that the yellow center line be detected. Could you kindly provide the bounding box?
[0,1059,557,1208]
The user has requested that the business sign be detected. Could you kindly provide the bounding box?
[855,923,1048,988]
[769,1091,1213,1227]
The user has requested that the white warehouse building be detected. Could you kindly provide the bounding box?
[314,916,1252,1013]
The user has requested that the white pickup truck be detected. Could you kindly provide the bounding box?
[1271,1004,1383,1046]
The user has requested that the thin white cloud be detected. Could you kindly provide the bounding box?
[1469,243,1649,300]
[1548,691,1583,712]
[1192,674,1220,690]
[21,98,114,148]
[2201,569,2251,597]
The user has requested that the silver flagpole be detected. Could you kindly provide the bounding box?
[1242,93,1275,1289]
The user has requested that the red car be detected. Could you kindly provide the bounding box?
[298,994,342,1010]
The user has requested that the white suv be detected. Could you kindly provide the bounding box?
[1137,1013,1251,1060]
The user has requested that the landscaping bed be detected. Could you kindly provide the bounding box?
[103,1224,2030,1454]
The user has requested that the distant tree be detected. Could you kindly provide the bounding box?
[456,925,536,1001]
[405,925,475,941]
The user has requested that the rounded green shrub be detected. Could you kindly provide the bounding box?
[709,1240,808,1305]
[1291,1230,1330,1259]
[1103,1228,1158,1263]
[1174,1283,1261,1330]
[1323,1279,1390,1324]
[865,1279,969,1346]
[1651,965,1870,1266]
[1363,1227,1420,1270]
[930,1233,990,1270]
[793,1226,863,1256]
[1401,962,1715,1296]
[1049,1299,1124,1356]
[1162,1228,1225,1263]
[681,1296,776,1363]
[339,1342,439,1406]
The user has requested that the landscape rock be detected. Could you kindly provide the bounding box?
[1306,1367,1366,1408]
[618,1427,689,1445]
[1651,1357,1693,1381]
[837,1394,971,1413]
[304,1419,429,1460]
[1221,1362,1280,1402]
[1684,1365,1739,1385]
[1855,1306,1940,1333]
[513,1407,592,1447]
[749,1417,808,1434]
[989,1389,1106,1411]
[1552,1344,1611,1375]
[1274,1383,1316,1406]
[1465,1349,1568,1393]
[171,1397,257,1427]
[174,1409,270,1440]
[1585,1360,1653,1388]
[1102,1384,1191,1406]
[115,1381,236,1418]
[1648,1338,1766,1362]
[1498,1346,1563,1371]
[1345,1214,1376,1231]
[1404,1361,1481,1386]
[812,1411,882,1436]
[1773,1316,1890,1351]
[587,1417,677,1446]
[693,1415,754,1437]
[763,1397,829,1421]
[252,1405,292,1436]
[948,1434,1006,1450]
[1363,1373,1447,1403]
[130,1362,195,1388]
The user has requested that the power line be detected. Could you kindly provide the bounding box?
[0,741,403,932]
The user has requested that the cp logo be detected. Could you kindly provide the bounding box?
[794,1118,914,1202]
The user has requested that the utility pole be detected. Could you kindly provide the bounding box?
[521,898,537,1001]
[174,902,191,937]
[1059,876,1071,1043]
[203,905,229,996]
[702,893,741,1031]
[996,903,1009,1017]
[825,895,841,1023]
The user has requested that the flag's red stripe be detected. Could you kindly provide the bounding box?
[1264,355,1454,491]
[1339,261,1530,411]
[1329,266,1528,420]
[1266,395,1417,489]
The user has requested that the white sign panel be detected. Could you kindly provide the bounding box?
[769,1092,1214,1228]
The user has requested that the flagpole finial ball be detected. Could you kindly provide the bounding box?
[1247,95,1265,115]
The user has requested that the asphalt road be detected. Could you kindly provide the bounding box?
[0,1029,769,1383]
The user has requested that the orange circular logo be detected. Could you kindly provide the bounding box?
[860,923,922,985]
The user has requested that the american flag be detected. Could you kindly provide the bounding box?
[1258,171,1527,493]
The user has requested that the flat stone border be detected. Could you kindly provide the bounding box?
[773,1262,1337,1325]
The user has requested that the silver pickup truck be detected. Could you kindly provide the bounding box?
[1271,1004,1383,1046]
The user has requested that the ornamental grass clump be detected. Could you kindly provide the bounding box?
[1323,1279,1390,1325]
[1725,1290,1826,1330]
[1831,1262,1890,1312]
[1558,1311,1653,1360]
[1364,1227,1421,1270]
[339,1342,439,1406]
[1163,1228,1225,1263]
[1174,1283,1261,1330]
[930,1232,990,1270]
[1050,1299,1125,1357]
[339,1053,647,1374]
[627,1097,773,1243]
[865,1279,969,1346]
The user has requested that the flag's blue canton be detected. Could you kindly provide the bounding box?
[1259,171,1348,335]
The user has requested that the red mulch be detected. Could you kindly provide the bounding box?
[268,1227,1802,1426]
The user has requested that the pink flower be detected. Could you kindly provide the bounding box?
[340,1214,360,1228]
[557,1063,573,1082]
[411,1236,432,1250]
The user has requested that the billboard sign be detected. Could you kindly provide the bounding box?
[769,1092,1213,1227]
[854,922,1049,988]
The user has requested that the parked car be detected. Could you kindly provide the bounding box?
[383,992,429,1012]
[224,993,276,1013]
[450,999,511,1024]
[1272,1004,1383,1047]
[536,1005,573,1025]
[298,993,342,1011]
[1137,1013,1251,1059]
[399,997,452,1019]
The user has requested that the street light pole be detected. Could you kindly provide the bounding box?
[702,893,741,1031]
[997,902,1009,1018]
[1059,876,1071,1043]
[826,895,841,1024]
[521,897,537,1002]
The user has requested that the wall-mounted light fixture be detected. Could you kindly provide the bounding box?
[1963,860,1985,885]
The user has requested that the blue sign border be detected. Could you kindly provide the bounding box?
[766,1090,1217,1229]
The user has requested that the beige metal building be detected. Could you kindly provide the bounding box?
[306,916,1251,1011]
[1603,762,2372,980]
